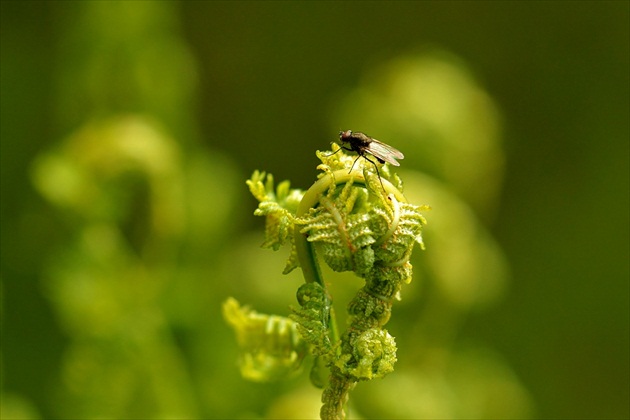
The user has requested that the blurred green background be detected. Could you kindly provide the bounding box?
[1,1,628,419]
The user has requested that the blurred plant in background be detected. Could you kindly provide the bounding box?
[20,2,242,418]
[331,50,504,220]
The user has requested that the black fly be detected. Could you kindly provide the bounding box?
[329,130,404,191]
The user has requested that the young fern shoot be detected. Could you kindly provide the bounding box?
[224,134,428,420]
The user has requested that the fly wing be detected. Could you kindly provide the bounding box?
[366,139,404,166]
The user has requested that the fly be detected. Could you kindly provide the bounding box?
[329,130,404,191]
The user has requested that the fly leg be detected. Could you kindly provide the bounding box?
[360,155,386,192]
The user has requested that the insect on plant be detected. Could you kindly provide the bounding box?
[329,130,405,191]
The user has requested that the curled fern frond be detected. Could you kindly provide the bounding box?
[222,297,307,382]
[335,328,397,381]
[290,282,333,356]
[234,146,429,419]
[299,195,376,275]
[347,286,394,326]
[372,200,429,265]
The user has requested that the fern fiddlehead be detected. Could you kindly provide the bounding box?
[226,143,428,419]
